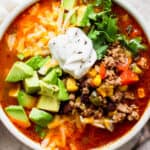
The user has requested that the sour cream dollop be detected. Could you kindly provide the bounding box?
[49,27,97,79]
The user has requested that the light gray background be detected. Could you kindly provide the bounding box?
[0,0,150,150]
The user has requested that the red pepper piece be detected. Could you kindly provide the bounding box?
[120,69,139,85]
[99,63,106,79]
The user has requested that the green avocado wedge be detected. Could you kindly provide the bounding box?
[58,79,69,101]
[26,56,44,70]
[24,71,40,94]
[5,105,30,128]
[17,91,37,109]
[37,96,60,112]
[29,108,53,127]
[42,69,58,85]
[39,81,59,97]
[5,62,34,82]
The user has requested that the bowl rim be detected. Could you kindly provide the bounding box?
[0,0,150,150]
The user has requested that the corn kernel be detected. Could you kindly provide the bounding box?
[137,88,145,98]
[108,111,115,117]
[107,85,114,97]
[87,68,97,78]
[97,85,114,97]
[40,36,50,45]
[103,118,114,132]
[23,48,33,58]
[66,78,78,92]
[97,87,107,97]
[91,75,102,87]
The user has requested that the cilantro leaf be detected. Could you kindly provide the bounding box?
[117,34,147,55]
[79,0,112,27]
[93,0,103,6]
[128,37,147,55]
[103,0,112,11]
[90,35,108,60]
[89,11,110,21]
[95,45,108,60]
[88,27,100,40]
[93,0,112,10]
[106,17,118,40]
[88,15,118,44]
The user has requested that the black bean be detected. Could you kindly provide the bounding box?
[107,102,116,111]
[81,94,89,103]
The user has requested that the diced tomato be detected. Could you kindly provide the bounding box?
[137,57,148,69]
[99,63,106,79]
[137,88,145,98]
[117,64,129,72]
[117,57,132,72]
[120,69,139,85]
[130,28,142,38]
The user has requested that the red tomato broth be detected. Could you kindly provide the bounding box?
[0,1,150,149]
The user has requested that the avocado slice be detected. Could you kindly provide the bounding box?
[62,0,76,10]
[42,69,58,85]
[58,79,69,101]
[24,71,40,94]
[17,91,37,109]
[29,108,53,127]
[5,62,34,82]
[37,96,60,112]
[5,105,30,128]
[26,56,44,70]
[77,4,93,27]
[38,56,51,75]
[39,81,59,97]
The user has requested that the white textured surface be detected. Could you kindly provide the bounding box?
[0,0,150,150]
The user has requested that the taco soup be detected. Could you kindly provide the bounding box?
[0,0,150,149]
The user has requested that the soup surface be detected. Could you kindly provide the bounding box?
[0,0,150,149]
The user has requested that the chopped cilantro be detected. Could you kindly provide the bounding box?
[96,45,108,60]
[93,0,112,10]
[74,0,146,59]
[87,1,118,60]
[128,37,147,54]
[117,34,147,55]
[35,125,47,139]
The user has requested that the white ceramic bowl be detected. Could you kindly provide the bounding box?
[0,0,150,150]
